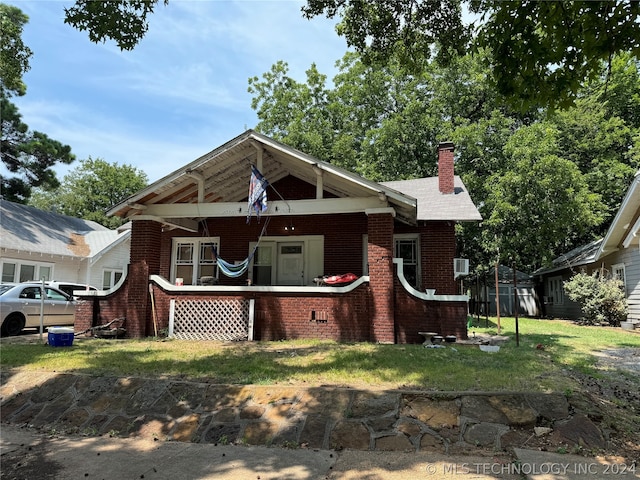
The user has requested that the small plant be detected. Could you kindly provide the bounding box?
[218,434,228,445]
[564,273,627,326]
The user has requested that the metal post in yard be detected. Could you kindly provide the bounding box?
[513,262,519,347]
[39,278,45,344]
[495,261,501,334]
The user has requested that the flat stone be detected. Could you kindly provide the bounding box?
[551,413,606,449]
[463,422,510,448]
[242,421,280,445]
[202,385,251,411]
[263,403,294,422]
[171,413,200,442]
[330,420,370,450]
[535,426,553,436]
[299,414,328,448]
[203,423,241,444]
[297,389,351,418]
[57,408,90,430]
[419,431,446,452]
[350,392,399,418]
[249,386,298,405]
[29,374,77,403]
[396,418,422,437]
[133,416,171,440]
[526,393,569,421]
[374,433,414,451]
[214,407,237,423]
[239,405,265,419]
[366,415,397,433]
[271,421,303,446]
[168,382,207,410]
[402,397,459,428]
[488,395,538,426]
[460,395,509,424]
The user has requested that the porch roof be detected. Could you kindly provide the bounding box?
[107,130,479,227]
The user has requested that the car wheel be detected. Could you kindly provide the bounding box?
[1,314,25,336]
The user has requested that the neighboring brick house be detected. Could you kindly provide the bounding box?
[0,199,130,290]
[534,171,640,324]
[76,131,481,343]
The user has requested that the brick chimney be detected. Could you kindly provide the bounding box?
[438,142,455,194]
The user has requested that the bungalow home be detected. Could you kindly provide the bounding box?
[0,199,130,290]
[534,171,640,324]
[75,131,481,343]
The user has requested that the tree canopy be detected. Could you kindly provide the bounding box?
[249,50,639,272]
[303,0,640,111]
[0,3,75,203]
[29,157,148,229]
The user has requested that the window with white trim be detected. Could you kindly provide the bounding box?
[171,237,219,285]
[549,276,564,305]
[362,234,420,289]
[395,235,420,289]
[612,264,626,293]
[1,260,52,283]
[102,269,123,289]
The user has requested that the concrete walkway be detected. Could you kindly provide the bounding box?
[2,424,637,480]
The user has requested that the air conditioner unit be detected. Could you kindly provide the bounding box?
[454,258,469,279]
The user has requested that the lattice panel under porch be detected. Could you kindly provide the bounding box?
[169,298,253,341]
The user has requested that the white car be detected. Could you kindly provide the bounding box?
[0,283,76,336]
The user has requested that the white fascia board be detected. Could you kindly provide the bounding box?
[623,215,640,248]
[138,197,387,219]
[597,173,640,259]
[88,230,131,266]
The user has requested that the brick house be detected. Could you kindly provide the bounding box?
[75,131,481,343]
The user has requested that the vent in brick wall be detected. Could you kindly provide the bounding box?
[169,298,254,341]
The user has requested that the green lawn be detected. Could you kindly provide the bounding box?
[1,317,638,392]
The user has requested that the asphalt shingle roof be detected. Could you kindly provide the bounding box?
[381,176,482,222]
[0,199,116,258]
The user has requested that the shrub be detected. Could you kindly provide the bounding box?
[563,272,628,326]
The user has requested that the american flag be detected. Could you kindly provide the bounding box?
[247,165,268,222]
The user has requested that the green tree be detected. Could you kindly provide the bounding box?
[303,0,640,110]
[0,3,31,96]
[0,3,75,203]
[482,123,606,271]
[29,157,148,228]
[63,0,168,51]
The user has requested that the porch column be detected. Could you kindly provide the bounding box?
[366,208,395,343]
[127,220,162,337]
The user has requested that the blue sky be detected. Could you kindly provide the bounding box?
[8,0,348,183]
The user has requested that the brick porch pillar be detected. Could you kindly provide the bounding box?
[127,220,162,337]
[366,209,395,343]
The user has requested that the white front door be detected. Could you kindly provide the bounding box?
[277,242,304,285]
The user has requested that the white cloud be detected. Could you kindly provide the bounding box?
[6,0,347,185]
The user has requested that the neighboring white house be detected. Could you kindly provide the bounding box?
[0,199,130,290]
[534,171,640,323]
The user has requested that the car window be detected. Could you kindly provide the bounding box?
[20,287,42,299]
[45,288,70,301]
[0,285,13,295]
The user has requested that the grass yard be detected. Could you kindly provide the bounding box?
[1,317,639,392]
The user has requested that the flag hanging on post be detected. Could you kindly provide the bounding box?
[247,165,268,222]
